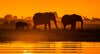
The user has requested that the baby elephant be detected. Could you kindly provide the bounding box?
[15,21,29,30]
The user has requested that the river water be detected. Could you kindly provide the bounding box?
[0,41,100,54]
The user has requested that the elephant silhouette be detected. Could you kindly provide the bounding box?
[33,12,58,30]
[15,21,29,30]
[61,14,83,30]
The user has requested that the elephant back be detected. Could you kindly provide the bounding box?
[33,12,57,25]
[33,13,45,25]
[61,14,83,24]
[44,12,56,21]
[70,14,82,21]
[62,15,72,24]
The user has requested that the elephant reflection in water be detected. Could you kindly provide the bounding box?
[61,14,83,30]
[33,12,58,30]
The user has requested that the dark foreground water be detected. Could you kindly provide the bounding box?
[0,29,100,42]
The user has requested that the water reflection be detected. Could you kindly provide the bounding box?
[0,41,100,54]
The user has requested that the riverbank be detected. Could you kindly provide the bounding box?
[0,29,100,43]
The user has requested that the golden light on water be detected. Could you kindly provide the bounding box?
[23,50,32,54]
[0,41,100,54]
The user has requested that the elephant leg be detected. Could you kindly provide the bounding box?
[33,24,36,29]
[81,21,83,30]
[71,23,76,31]
[54,20,58,29]
[23,24,27,30]
[64,25,66,30]
[63,24,66,30]
[71,25,74,31]
[48,22,51,30]
[16,25,22,30]
[44,24,47,30]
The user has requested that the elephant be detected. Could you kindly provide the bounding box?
[33,12,58,30]
[15,21,29,30]
[61,14,83,30]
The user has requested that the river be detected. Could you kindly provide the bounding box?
[0,41,100,54]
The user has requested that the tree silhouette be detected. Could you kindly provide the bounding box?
[4,14,13,24]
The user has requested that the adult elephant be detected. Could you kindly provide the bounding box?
[61,14,83,30]
[33,12,58,30]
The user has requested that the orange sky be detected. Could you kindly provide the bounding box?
[0,0,100,18]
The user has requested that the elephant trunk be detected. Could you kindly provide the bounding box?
[81,20,83,29]
[54,20,58,29]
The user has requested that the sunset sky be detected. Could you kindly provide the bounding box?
[0,0,100,18]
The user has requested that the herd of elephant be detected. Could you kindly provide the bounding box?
[16,12,83,30]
